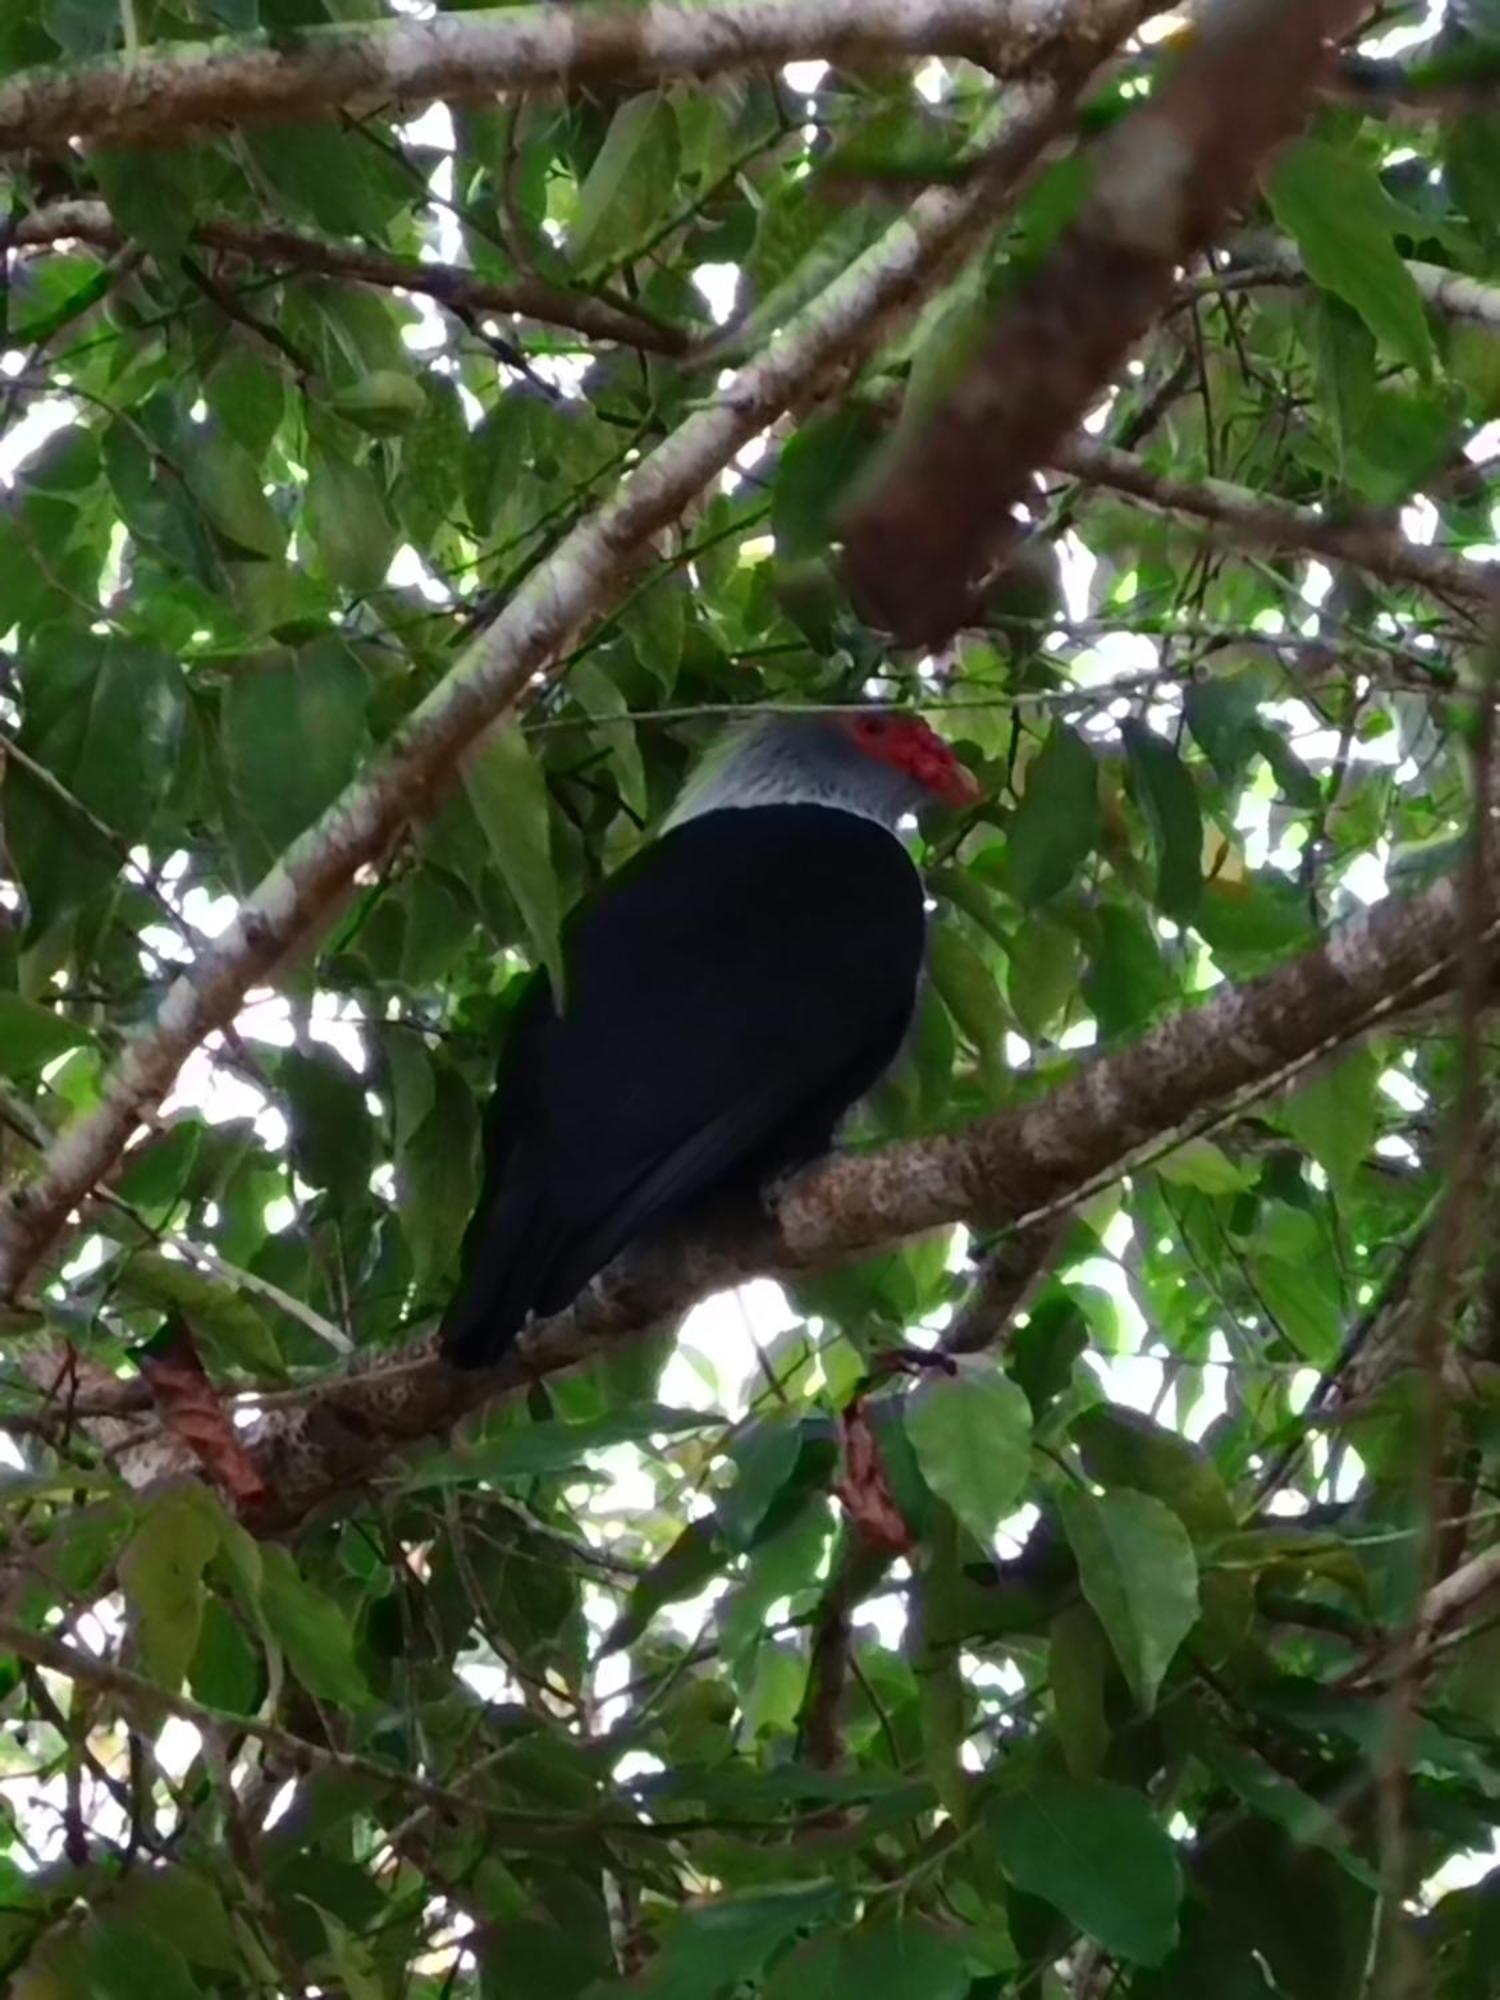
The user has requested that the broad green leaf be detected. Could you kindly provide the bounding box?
[1154,1137,1255,1197]
[1059,1484,1199,1712]
[189,430,286,562]
[221,639,369,874]
[399,1061,479,1293]
[83,1916,203,2000]
[1083,903,1177,1039]
[1280,1047,1379,1196]
[718,1415,806,1552]
[926,919,1008,1094]
[1005,722,1101,905]
[988,1778,1183,1965]
[257,1545,371,1708]
[462,722,564,996]
[8,634,185,934]
[572,656,649,821]
[1050,1604,1112,1781]
[763,1919,973,1999]
[1006,911,1080,1041]
[620,1881,845,2000]
[113,1247,285,1377]
[305,445,398,593]
[278,1045,373,1209]
[773,406,884,564]
[1270,139,1435,375]
[1122,720,1202,922]
[1184,1713,1381,1891]
[0,994,88,1075]
[904,1358,1032,1551]
[415,1405,720,1487]
[119,1485,225,1692]
[1072,1406,1236,1539]
[571,92,679,269]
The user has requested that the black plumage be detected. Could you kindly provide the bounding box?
[440,803,926,1369]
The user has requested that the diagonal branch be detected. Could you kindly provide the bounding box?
[0,5,1150,1311]
[242,861,1500,1534]
[15,202,689,356]
[0,0,1124,155]
[841,0,1370,643]
[1052,436,1500,609]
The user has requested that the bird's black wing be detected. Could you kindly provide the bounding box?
[441,804,925,1367]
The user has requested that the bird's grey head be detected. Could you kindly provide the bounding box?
[666,711,980,832]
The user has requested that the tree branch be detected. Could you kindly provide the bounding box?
[240,861,1499,1534]
[1051,436,1500,609]
[0,8,1148,1308]
[841,0,1369,643]
[0,0,1121,155]
[15,202,689,356]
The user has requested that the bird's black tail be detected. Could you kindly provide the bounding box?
[438,1172,569,1371]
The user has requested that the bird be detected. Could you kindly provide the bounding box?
[439,708,981,1370]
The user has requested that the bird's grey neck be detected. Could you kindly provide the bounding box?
[666,718,915,832]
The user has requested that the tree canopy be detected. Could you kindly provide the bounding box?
[1,0,1500,1994]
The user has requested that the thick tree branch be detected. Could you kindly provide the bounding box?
[241,863,1499,1533]
[0,0,1123,155]
[15,202,688,356]
[1052,437,1500,609]
[841,0,1369,643]
[0,10,1148,1308]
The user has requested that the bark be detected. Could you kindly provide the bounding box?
[0,0,1124,155]
[14,202,688,355]
[840,0,1370,644]
[1052,437,1500,609]
[0,8,1147,1307]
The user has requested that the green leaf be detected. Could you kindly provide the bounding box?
[1270,139,1435,375]
[305,443,398,594]
[572,656,649,822]
[623,1881,845,2000]
[904,1358,1032,1551]
[718,1415,806,1553]
[414,1405,720,1487]
[1006,911,1080,1041]
[92,149,199,264]
[1050,1605,1113,1781]
[462,722,564,996]
[926,919,1008,1095]
[189,429,286,561]
[1183,1712,1381,1891]
[774,406,884,564]
[1006,722,1101,905]
[221,639,369,875]
[1280,1047,1379,1196]
[987,1778,1183,1966]
[114,1247,285,1377]
[1059,1485,1199,1712]
[278,1045,373,1209]
[257,1545,371,1708]
[1154,1138,1255,1197]
[1084,903,1177,1039]
[1122,720,1203,922]
[571,92,679,269]
[0,994,88,1076]
[83,1916,203,2000]
[399,1061,479,1294]
[8,634,186,934]
[119,1486,225,1693]
[762,1919,974,1999]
